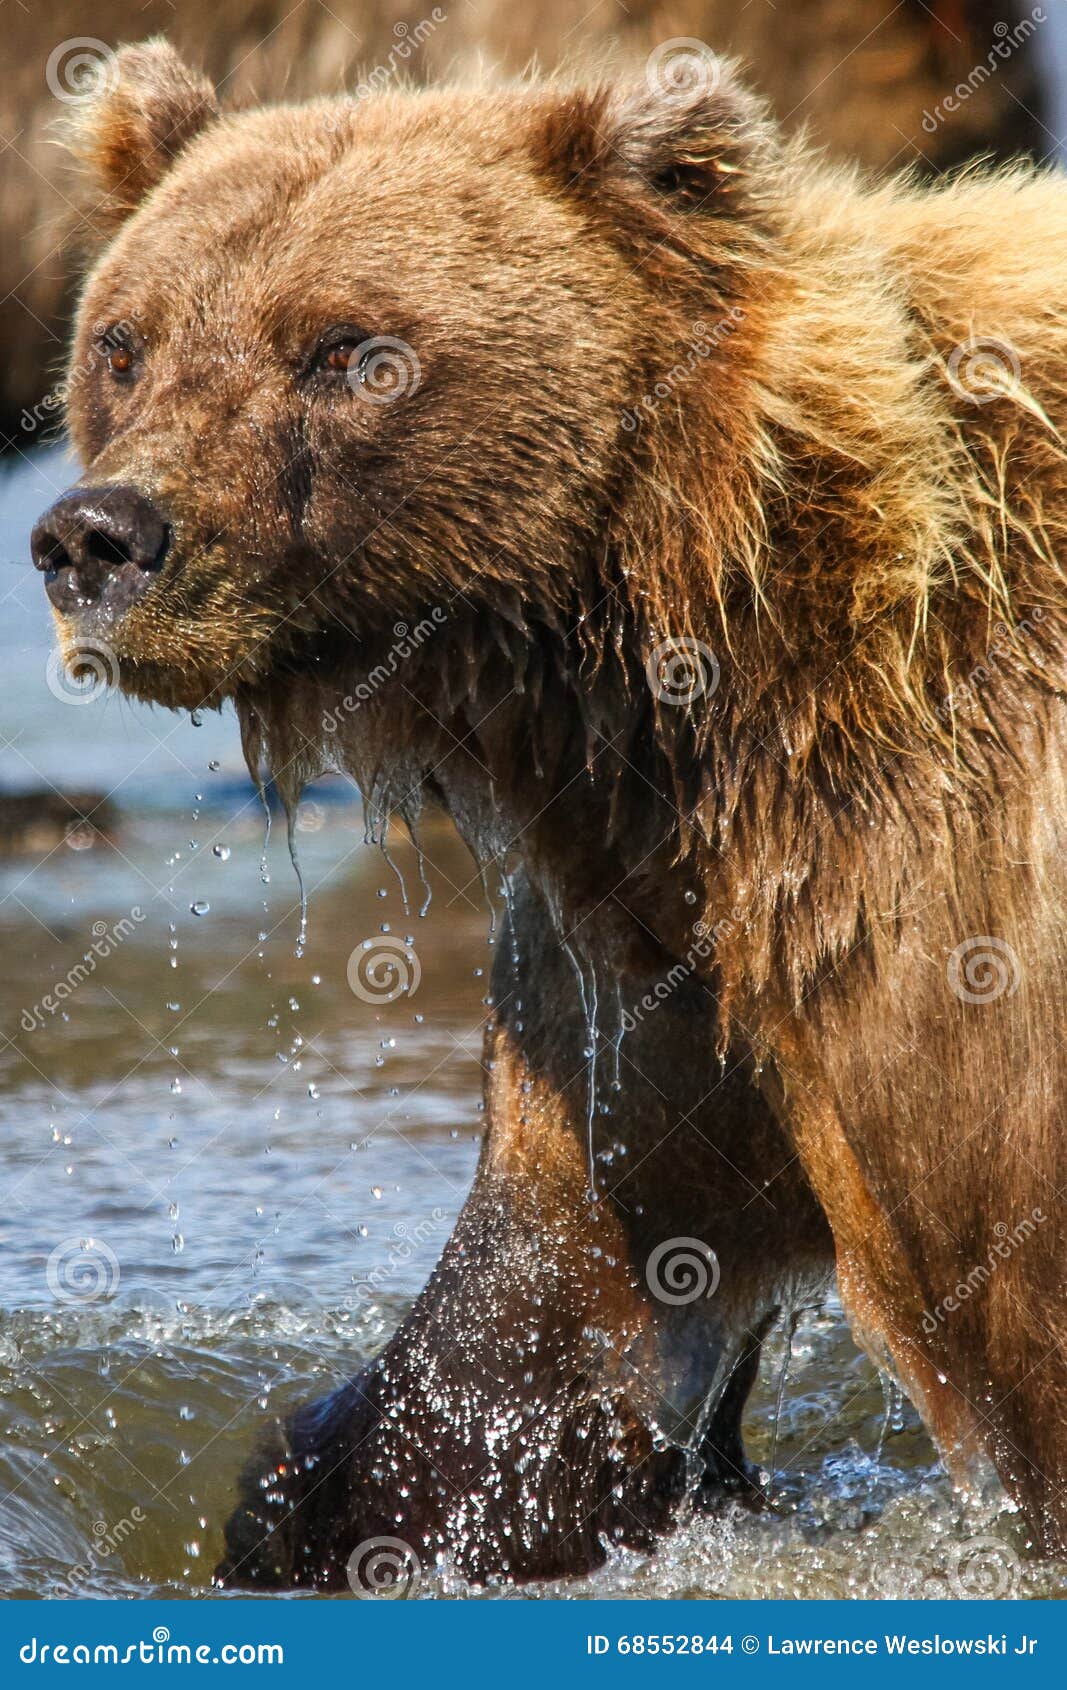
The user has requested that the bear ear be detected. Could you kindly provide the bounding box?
[62,38,220,234]
[535,59,773,223]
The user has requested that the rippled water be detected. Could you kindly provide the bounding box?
[1,451,1064,1600]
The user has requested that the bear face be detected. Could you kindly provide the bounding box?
[37,42,770,719]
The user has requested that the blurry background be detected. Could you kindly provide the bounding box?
[0,0,1064,1600]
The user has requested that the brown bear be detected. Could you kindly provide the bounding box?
[30,40,1067,1587]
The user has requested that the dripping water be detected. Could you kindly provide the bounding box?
[561,939,599,1199]
[282,797,308,956]
[611,978,625,1090]
[256,781,271,888]
[478,862,497,944]
[378,831,410,916]
[876,1371,905,1464]
[415,850,433,920]
[767,1309,800,1487]
[499,866,521,999]
[403,814,433,918]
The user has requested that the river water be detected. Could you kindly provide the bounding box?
[0,449,1062,1601]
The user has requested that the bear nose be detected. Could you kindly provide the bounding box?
[31,484,169,614]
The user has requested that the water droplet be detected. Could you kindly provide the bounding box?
[212,844,231,861]
[190,900,210,917]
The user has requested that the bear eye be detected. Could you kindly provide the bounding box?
[95,326,139,383]
[325,343,357,373]
[308,327,373,386]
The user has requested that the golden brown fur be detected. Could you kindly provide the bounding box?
[1,0,1049,447]
[36,40,1067,1577]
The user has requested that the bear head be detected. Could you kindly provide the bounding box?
[32,40,773,760]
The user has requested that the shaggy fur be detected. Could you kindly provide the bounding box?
[0,0,1049,448]
[38,41,1067,1577]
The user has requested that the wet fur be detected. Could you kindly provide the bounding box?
[51,45,1067,1573]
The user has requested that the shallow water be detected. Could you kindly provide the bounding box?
[1,451,1064,1600]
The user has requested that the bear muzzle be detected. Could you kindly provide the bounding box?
[31,483,170,624]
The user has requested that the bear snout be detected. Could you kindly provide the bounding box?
[31,483,170,620]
